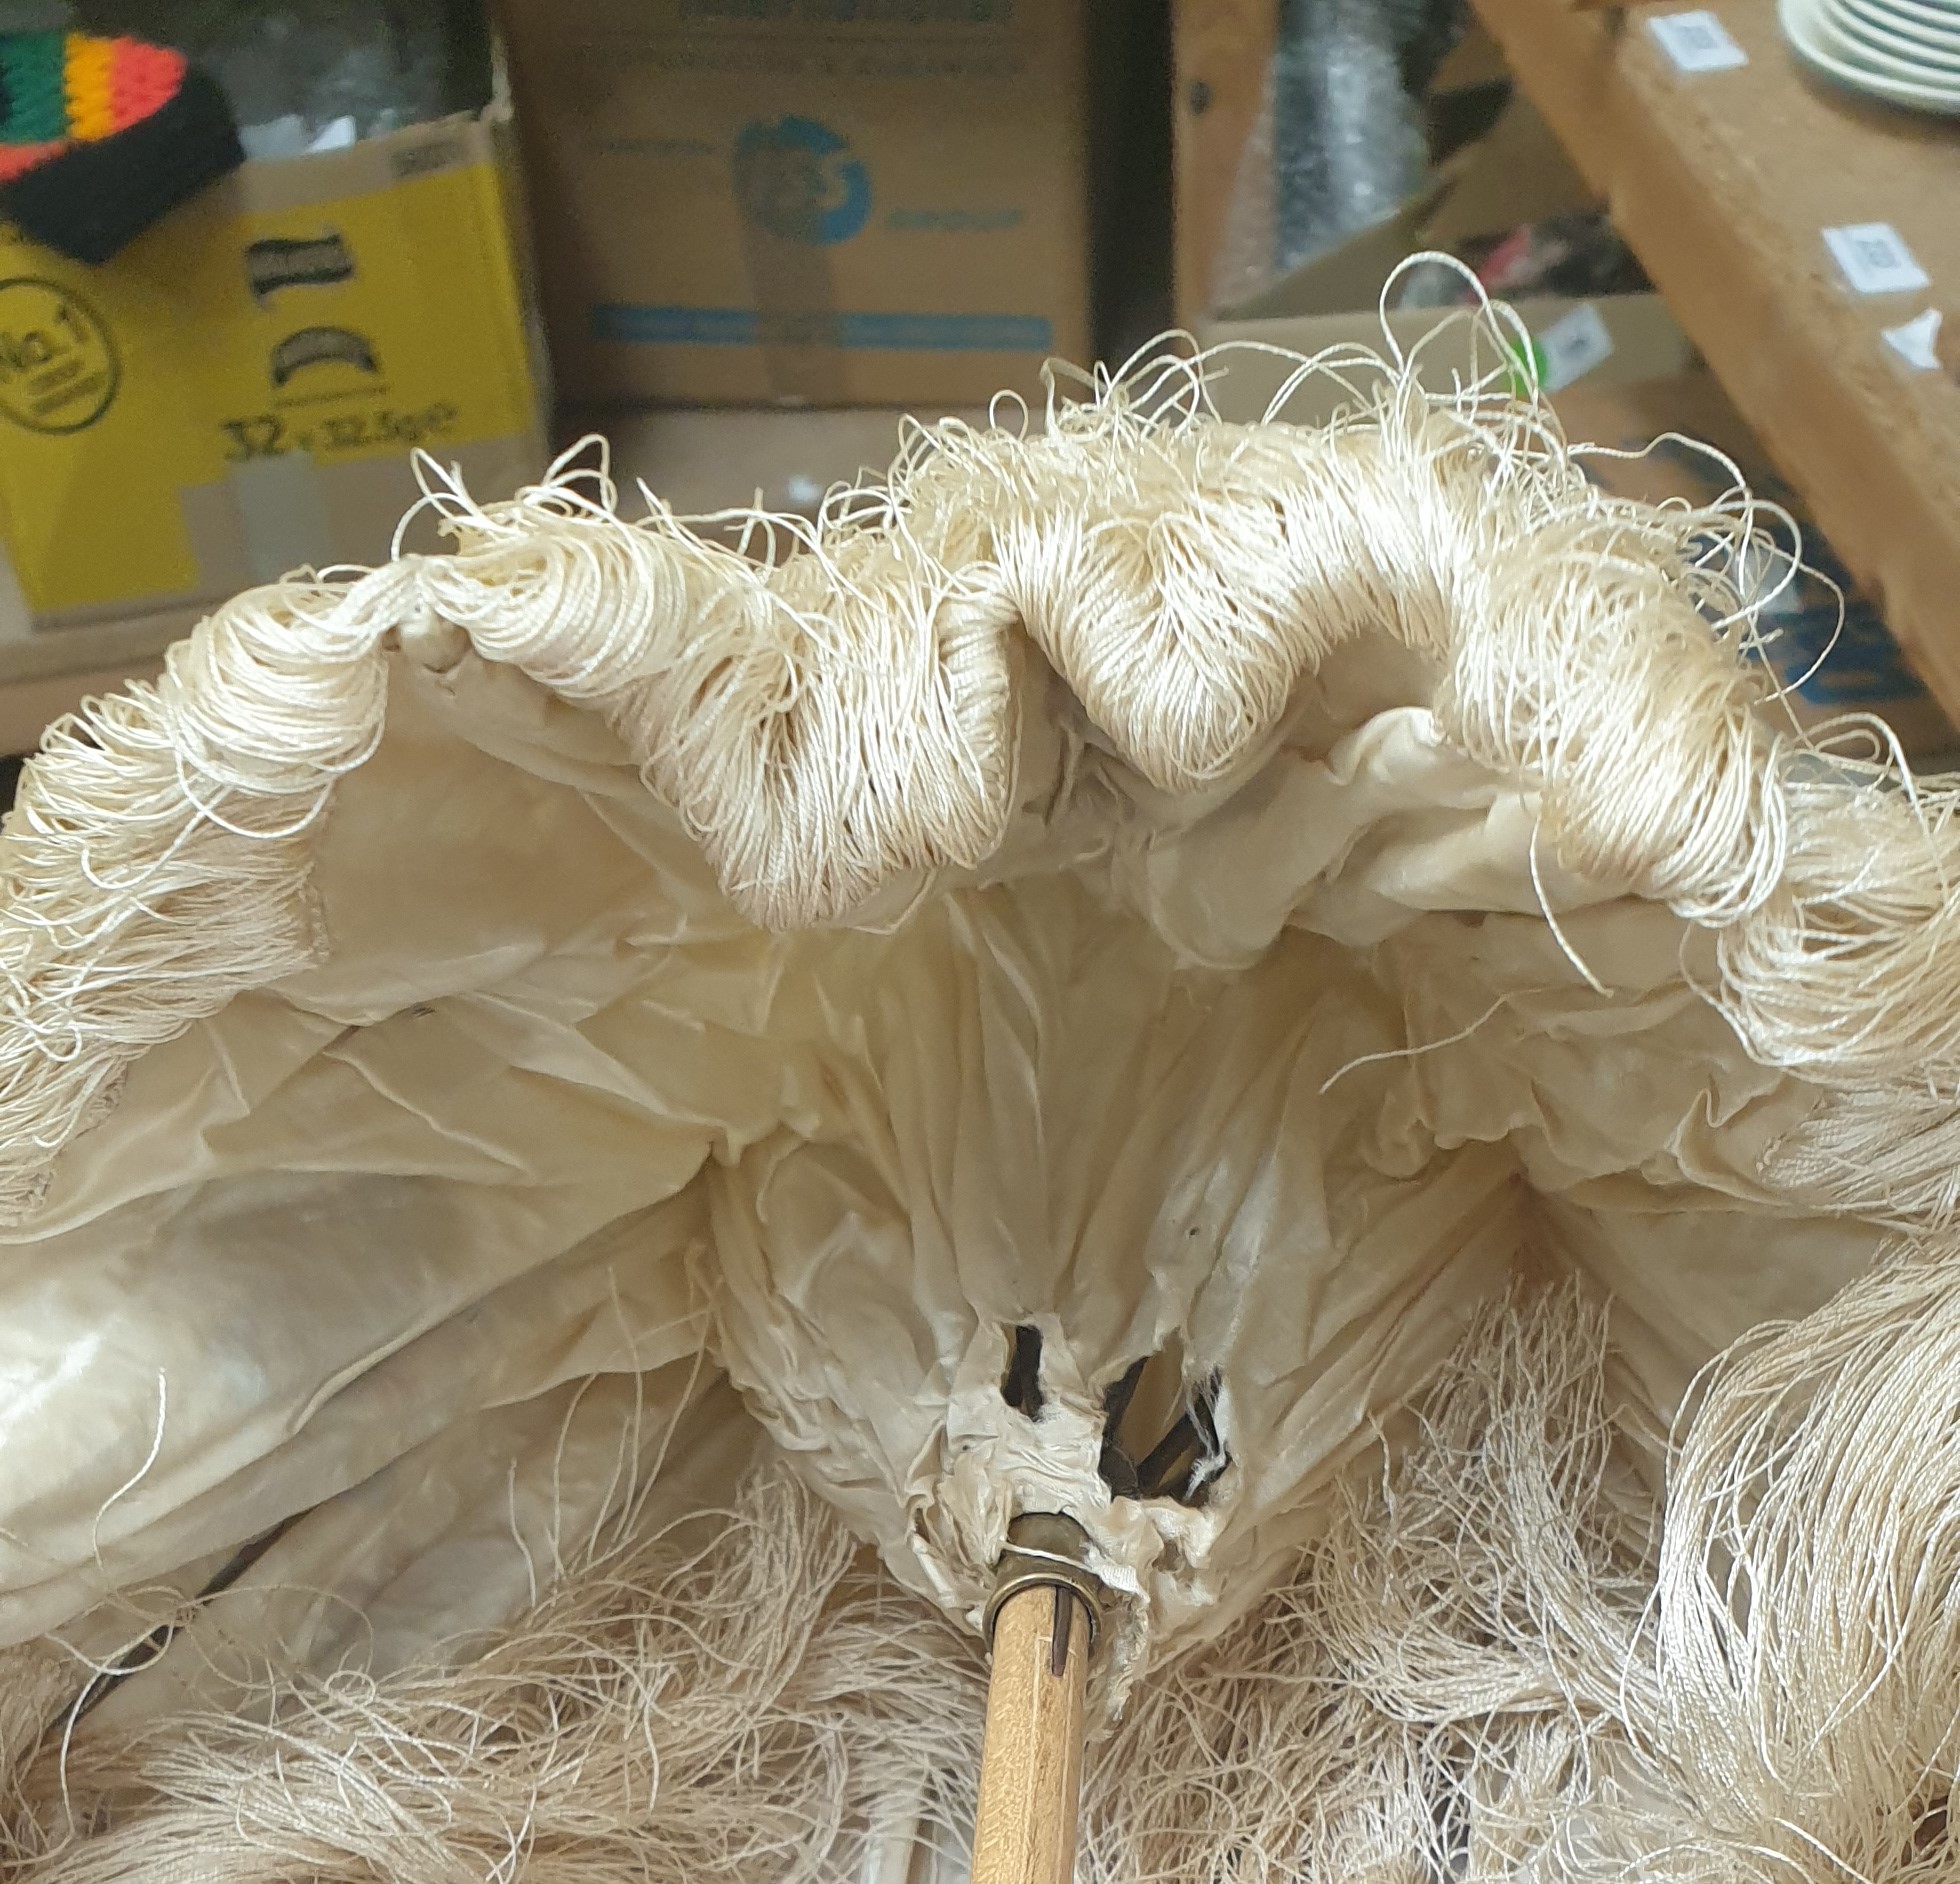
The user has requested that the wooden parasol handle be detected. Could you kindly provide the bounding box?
[972,1518,1099,1884]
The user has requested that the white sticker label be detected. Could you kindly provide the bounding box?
[1534,302,1616,392]
[1824,223,1931,295]
[1648,10,1749,71]
[1883,307,1943,371]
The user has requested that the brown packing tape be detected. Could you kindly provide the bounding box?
[741,221,848,407]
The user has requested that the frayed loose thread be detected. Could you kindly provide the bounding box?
[17,1272,1960,1884]
[1,311,1959,1231]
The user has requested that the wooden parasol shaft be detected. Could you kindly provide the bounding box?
[972,1579,1093,1884]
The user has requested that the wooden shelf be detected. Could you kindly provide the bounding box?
[1469,0,1960,726]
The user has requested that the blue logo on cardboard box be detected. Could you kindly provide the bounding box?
[733,116,872,245]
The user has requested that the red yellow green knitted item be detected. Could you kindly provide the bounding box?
[0,31,239,263]
[0,34,190,183]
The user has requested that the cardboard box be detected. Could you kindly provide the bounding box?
[0,109,546,645]
[1197,85,1693,422]
[500,0,1090,408]
[1202,293,1693,429]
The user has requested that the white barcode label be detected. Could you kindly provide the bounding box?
[1824,223,1931,295]
[1648,10,1749,71]
[1534,303,1616,392]
[1883,307,1943,371]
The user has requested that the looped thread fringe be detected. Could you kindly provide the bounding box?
[0,311,1954,1223]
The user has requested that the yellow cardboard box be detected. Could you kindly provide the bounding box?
[0,109,545,636]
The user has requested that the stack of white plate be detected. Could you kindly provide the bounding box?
[1781,0,1960,112]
